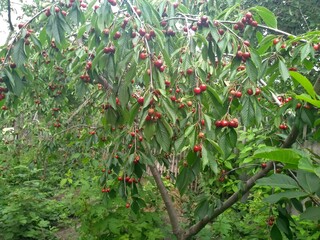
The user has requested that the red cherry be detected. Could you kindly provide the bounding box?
[228,120,238,128]
[193,145,202,152]
[250,21,258,27]
[273,38,280,45]
[296,103,302,109]
[199,84,207,92]
[243,52,251,59]
[261,163,267,169]
[247,88,253,95]
[245,12,252,19]
[113,31,121,40]
[137,97,144,105]
[194,87,202,95]
[138,28,146,36]
[154,59,163,68]
[255,88,261,95]
[215,120,222,128]
[236,51,243,58]
[186,68,193,75]
[221,120,229,127]
[139,52,147,60]
[243,40,250,47]
[54,6,60,13]
[313,44,319,51]
[170,96,176,102]
[235,91,242,98]
[125,203,130,208]
[218,29,224,35]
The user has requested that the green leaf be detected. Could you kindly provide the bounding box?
[174,135,186,153]
[201,144,218,174]
[12,38,27,68]
[253,147,302,165]
[279,60,290,81]
[300,43,311,61]
[118,84,129,108]
[194,200,209,219]
[218,132,233,159]
[241,97,255,127]
[68,4,85,25]
[246,58,258,82]
[46,14,67,44]
[297,170,320,193]
[290,72,316,99]
[4,69,23,96]
[300,207,320,221]
[271,224,282,240]
[263,191,308,204]
[256,174,299,189]
[296,94,320,108]
[155,121,171,152]
[298,157,315,172]
[144,123,156,141]
[252,6,277,28]
[176,167,195,195]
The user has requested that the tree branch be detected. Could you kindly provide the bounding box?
[183,162,274,238]
[7,0,14,31]
[149,165,183,238]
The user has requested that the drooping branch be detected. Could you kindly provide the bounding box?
[149,165,183,238]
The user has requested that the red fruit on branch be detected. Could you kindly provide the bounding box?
[137,97,144,105]
[199,84,207,92]
[193,145,202,152]
[139,52,147,60]
[245,12,252,19]
[194,87,201,95]
[273,38,280,45]
[186,68,193,75]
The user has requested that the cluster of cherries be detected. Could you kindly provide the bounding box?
[233,12,258,30]
[193,84,207,95]
[215,118,239,128]
[145,108,162,122]
[185,15,210,32]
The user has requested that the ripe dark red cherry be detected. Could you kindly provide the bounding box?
[137,97,144,105]
[221,120,229,127]
[199,84,207,92]
[245,12,252,19]
[186,68,193,75]
[139,52,147,60]
[273,38,280,45]
[193,144,202,152]
[194,87,202,95]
